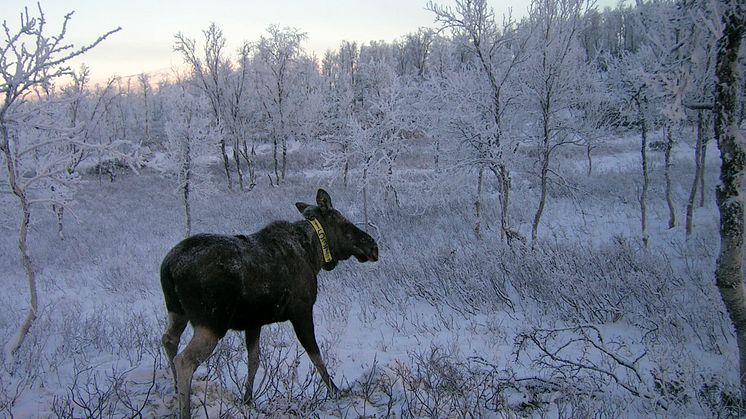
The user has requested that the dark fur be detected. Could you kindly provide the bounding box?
[160,189,378,418]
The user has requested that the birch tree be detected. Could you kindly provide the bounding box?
[174,23,233,190]
[712,0,746,399]
[253,25,307,185]
[606,45,662,248]
[0,4,120,355]
[163,79,212,237]
[428,0,528,243]
[224,42,256,191]
[318,42,358,187]
[521,0,593,244]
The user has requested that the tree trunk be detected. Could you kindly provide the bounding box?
[219,137,232,191]
[499,164,511,244]
[362,166,369,227]
[343,159,349,188]
[635,90,650,248]
[232,135,244,192]
[183,138,193,238]
[664,126,676,229]
[532,148,551,245]
[272,137,280,186]
[713,2,746,399]
[385,155,400,208]
[281,137,288,182]
[240,140,257,191]
[586,142,593,177]
[474,165,484,239]
[339,140,349,188]
[7,195,38,356]
[686,111,704,237]
[700,119,710,208]
[2,124,39,355]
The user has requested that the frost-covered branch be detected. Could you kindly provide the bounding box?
[0,3,120,356]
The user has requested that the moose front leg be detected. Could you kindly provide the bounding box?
[243,327,261,404]
[291,314,339,396]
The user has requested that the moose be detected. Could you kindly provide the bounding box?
[160,189,378,418]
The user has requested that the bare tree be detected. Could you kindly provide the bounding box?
[633,85,651,248]
[138,73,152,145]
[163,78,212,237]
[225,42,256,191]
[712,0,746,399]
[0,4,120,355]
[318,42,358,187]
[428,0,528,243]
[685,106,712,236]
[253,25,307,185]
[174,23,233,190]
[521,0,593,245]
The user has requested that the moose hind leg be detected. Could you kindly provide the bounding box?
[174,325,220,419]
[291,315,339,395]
[243,327,261,404]
[162,312,188,389]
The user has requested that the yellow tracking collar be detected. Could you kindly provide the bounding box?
[308,218,333,263]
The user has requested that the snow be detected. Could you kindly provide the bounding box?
[0,128,736,417]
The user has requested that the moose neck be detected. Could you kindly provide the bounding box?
[307,218,333,265]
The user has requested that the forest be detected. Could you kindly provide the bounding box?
[1,0,745,416]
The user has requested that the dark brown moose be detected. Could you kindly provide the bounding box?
[160,189,379,418]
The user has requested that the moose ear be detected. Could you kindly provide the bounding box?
[316,189,333,209]
[295,202,310,215]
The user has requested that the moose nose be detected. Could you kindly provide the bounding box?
[370,244,379,262]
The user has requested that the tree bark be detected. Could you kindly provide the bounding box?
[532,147,551,245]
[634,88,650,248]
[664,126,676,229]
[499,164,511,243]
[240,140,257,191]
[232,134,244,191]
[475,165,484,239]
[272,137,280,186]
[532,104,552,246]
[713,0,746,399]
[1,124,39,355]
[219,137,232,191]
[686,111,704,237]
[183,137,193,238]
[700,120,710,208]
[362,165,370,227]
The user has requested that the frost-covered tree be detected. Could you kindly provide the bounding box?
[395,28,435,78]
[520,0,594,244]
[635,0,713,231]
[676,0,719,237]
[163,78,213,236]
[174,23,233,189]
[0,5,120,354]
[223,42,256,191]
[253,25,307,185]
[356,43,414,208]
[712,0,746,399]
[319,42,358,187]
[606,44,663,248]
[138,73,152,145]
[322,41,413,222]
[428,0,528,242]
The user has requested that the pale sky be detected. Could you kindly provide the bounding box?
[1,0,616,84]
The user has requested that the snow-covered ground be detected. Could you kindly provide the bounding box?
[0,133,737,418]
